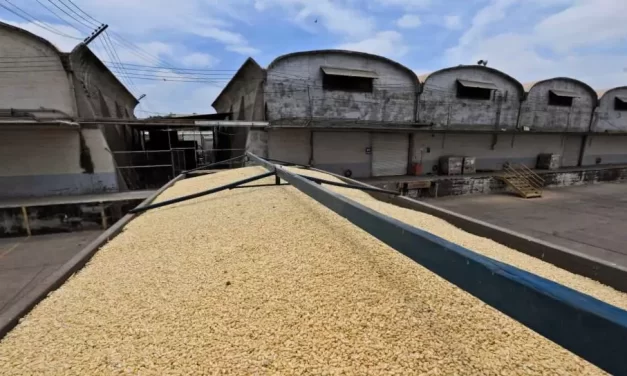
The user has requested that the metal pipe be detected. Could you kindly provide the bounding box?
[129,171,274,214]
[183,154,246,174]
[297,174,399,195]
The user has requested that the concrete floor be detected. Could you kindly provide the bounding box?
[428,182,627,268]
[0,231,102,318]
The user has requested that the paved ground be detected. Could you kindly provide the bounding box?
[0,231,102,318]
[427,182,627,268]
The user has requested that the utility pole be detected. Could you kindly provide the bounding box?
[83,24,108,46]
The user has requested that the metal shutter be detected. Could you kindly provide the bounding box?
[268,129,310,165]
[562,135,581,167]
[372,133,409,177]
[313,132,370,177]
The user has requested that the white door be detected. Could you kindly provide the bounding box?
[268,129,310,165]
[313,132,370,177]
[372,133,409,177]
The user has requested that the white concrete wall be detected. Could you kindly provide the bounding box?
[418,66,522,130]
[593,88,627,132]
[0,128,117,197]
[0,25,75,117]
[412,133,569,173]
[519,79,595,132]
[265,51,417,122]
[583,135,627,165]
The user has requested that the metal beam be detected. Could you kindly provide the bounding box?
[246,152,627,375]
[129,171,274,214]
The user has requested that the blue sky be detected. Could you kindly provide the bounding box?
[1,0,626,116]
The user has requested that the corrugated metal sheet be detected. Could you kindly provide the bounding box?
[268,129,310,165]
[562,135,582,167]
[457,79,498,90]
[550,89,580,98]
[372,133,408,177]
[321,66,378,78]
[313,132,370,177]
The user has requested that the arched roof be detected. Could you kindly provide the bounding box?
[420,65,524,98]
[596,86,627,102]
[0,21,63,55]
[523,77,598,103]
[267,49,419,88]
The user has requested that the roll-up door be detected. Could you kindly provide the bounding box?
[313,132,370,178]
[562,135,581,167]
[372,133,409,177]
[268,129,310,165]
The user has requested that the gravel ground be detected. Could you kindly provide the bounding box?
[288,167,627,311]
[0,167,607,375]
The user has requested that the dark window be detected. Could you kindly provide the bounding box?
[614,97,627,111]
[548,91,573,107]
[323,75,373,93]
[456,82,492,100]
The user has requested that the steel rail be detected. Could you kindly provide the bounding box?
[129,171,274,214]
[246,152,627,375]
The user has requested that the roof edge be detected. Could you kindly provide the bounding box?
[597,86,627,102]
[267,49,419,88]
[0,21,65,56]
[524,77,598,104]
[421,65,524,98]
[212,57,265,109]
[68,45,138,106]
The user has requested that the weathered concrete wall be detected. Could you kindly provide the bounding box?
[411,133,567,173]
[418,66,523,130]
[0,128,117,197]
[69,45,139,190]
[593,87,627,133]
[213,58,265,158]
[0,23,75,118]
[582,135,627,165]
[265,50,417,122]
[246,130,268,158]
[519,79,596,132]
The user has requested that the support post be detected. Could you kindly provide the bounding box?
[100,204,108,230]
[21,207,31,237]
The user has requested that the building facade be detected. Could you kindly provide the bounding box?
[0,22,138,197]
[216,49,627,180]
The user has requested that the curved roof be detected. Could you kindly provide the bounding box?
[0,21,63,55]
[419,65,524,98]
[523,77,598,103]
[596,86,627,102]
[267,49,419,88]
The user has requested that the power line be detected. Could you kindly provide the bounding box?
[64,0,101,25]
[56,0,99,27]
[104,61,237,72]
[45,0,93,31]
[0,0,82,39]
[34,0,80,32]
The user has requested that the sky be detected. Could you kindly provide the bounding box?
[1,0,626,117]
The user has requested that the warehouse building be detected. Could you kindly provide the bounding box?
[215,50,627,194]
[0,22,138,198]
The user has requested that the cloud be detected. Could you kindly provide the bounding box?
[226,45,260,55]
[181,53,218,67]
[254,0,375,38]
[444,15,462,30]
[445,0,627,88]
[337,31,408,58]
[376,0,431,9]
[396,14,422,29]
